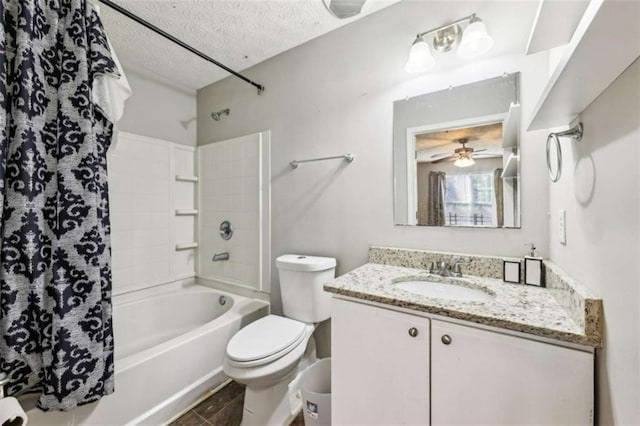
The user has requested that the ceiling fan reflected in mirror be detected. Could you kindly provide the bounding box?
[430,138,488,168]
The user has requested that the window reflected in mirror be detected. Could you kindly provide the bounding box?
[416,123,506,227]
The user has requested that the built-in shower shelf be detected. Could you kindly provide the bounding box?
[175,175,199,182]
[175,242,198,250]
[175,209,199,216]
[501,154,519,179]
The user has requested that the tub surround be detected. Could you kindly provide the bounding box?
[325,247,602,348]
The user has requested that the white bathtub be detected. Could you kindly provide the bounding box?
[23,282,269,425]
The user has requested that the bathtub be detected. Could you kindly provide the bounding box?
[23,282,269,425]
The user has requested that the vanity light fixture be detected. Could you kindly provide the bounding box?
[405,38,435,73]
[456,15,494,59]
[404,13,494,74]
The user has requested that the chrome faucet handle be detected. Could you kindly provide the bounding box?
[451,262,463,277]
[429,261,438,274]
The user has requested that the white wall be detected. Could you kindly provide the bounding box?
[118,69,197,146]
[197,1,550,313]
[548,59,640,425]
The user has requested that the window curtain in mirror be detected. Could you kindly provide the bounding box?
[0,0,120,410]
[494,168,504,228]
[427,172,446,226]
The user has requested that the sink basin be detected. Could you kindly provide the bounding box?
[395,279,495,302]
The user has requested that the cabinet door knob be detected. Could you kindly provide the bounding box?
[441,334,452,345]
[408,327,419,337]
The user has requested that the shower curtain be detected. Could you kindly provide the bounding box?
[427,171,446,226]
[0,0,120,411]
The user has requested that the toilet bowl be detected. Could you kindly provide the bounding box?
[223,254,336,426]
[224,315,316,385]
[223,315,317,426]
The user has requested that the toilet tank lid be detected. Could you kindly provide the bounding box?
[276,254,336,272]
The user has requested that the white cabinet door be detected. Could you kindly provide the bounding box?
[332,298,430,425]
[431,320,594,425]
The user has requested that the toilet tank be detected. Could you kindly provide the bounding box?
[276,254,336,323]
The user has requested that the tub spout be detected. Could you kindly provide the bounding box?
[212,252,229,262]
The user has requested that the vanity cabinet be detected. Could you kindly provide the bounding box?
[332,298,594,426]
[431,320,593,425]
[332,298,430,425]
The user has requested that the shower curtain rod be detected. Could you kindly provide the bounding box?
[97,0,265,95]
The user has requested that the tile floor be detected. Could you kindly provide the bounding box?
[170,381,304,426]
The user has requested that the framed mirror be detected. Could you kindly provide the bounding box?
[393,73,521,228]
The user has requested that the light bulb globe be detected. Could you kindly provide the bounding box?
[405,37,435,73]
[457,18,494,59]
[454,156,476,168]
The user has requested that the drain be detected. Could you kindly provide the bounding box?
[218,295,227,306]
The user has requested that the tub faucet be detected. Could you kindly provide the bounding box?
[212,252,229,262]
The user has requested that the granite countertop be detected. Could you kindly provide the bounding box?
[324,263,601,347]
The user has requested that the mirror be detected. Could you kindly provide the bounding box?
[393,73,521,228]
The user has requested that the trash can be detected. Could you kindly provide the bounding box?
[300,358,331,426]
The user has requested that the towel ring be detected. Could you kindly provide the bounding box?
[546,123,583,183]
[546,133,563,182]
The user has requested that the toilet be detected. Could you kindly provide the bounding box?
[223,254,336,426]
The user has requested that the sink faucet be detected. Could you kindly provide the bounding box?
[429,261,449,276]
[429,260,463,277]
[451,262,463,277]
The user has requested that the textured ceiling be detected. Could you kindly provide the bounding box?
[416,123,504,161]
[98,0,400,92]
[416,123,503,151]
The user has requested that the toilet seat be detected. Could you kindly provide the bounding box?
[223,322,316,387]
[226,315,308,368]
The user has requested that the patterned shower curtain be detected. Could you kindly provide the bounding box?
[0,0,118,411]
